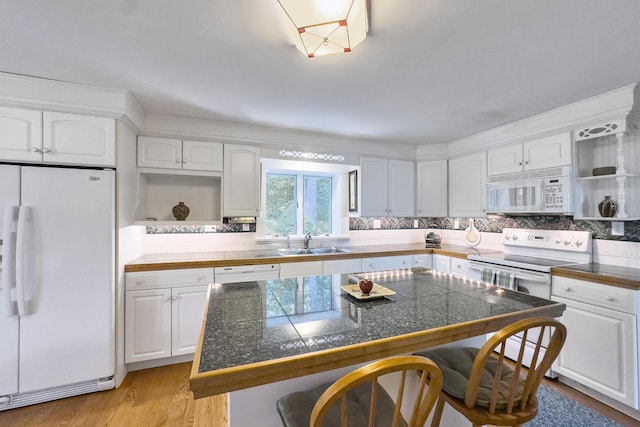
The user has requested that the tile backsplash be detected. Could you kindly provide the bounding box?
[349,216,640,242]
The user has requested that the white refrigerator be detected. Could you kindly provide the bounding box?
[0,164,115,410]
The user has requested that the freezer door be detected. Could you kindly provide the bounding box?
[18,166,115,393]
[0,165,20,396]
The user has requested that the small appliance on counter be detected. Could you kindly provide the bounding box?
[424,231,441,248]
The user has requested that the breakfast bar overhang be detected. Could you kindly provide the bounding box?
[189,267,565,424]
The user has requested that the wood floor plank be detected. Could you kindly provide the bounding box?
[0,362,635,426]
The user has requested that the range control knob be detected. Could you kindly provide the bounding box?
[564,238,572,246]
[504,233,511,241]
[512,234,518,241]
[575,238,583,247]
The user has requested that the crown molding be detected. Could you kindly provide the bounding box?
[0,72,144,131]
[444,82,638,157]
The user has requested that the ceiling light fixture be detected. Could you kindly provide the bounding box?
[276,0,368,58]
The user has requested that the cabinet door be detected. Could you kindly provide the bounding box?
[223,144,260,216]
[524,133,571,171]
[450,258,468,277]
[137,136,182,169]
[43,112,115,166]
[449,152,486,217]
[280,261,324,279]
[323,258,362,275]
[172,285,209,356]
[183,140,223,171]
[362,255,413,271]
[413,254,433,269]
[416,160,447,217]
[487,143,523,176]
[360,157,389,216]
[432,255,451,273]
[552,296,637,407]
[125,289,172,363]
[388,159,415,216]
[0,106,42,163]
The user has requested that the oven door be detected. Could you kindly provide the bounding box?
[487,179,543,214]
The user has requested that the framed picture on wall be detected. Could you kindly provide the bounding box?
[348,170,358,212]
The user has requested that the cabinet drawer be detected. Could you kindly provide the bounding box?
[126,268,214,291]
[552,276,636,314]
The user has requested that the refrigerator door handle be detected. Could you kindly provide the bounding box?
[2,205,18,317]
[16,205,33,316]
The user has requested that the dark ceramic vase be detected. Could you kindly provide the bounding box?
[172,202,190,221]
[598,196,617,218]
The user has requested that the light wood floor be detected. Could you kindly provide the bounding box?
[0,362,637,426]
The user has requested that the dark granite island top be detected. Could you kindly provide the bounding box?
[189,267,565,399]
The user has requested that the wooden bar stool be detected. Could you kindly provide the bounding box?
[415,317,566,427]
[276,355,443,427]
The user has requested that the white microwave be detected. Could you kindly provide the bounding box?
[486,167,572,214]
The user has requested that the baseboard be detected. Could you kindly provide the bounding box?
[126,353,194,372]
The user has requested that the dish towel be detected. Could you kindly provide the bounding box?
[496,272,517,290]
[481,268,496,284]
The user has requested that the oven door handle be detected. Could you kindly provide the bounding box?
[467,261,550,284]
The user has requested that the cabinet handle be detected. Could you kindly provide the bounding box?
[605,295,614,302]
[32,147,42,153]
[41,147,51,153]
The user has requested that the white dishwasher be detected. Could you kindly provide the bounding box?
[214,264,280,283]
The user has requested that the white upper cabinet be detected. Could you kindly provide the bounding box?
[448,152,486,217]
[138,136,223,172]
[487,133,571,176]
[416,160,447,217]
[0,107,114,167]
[223,144,260,217]
[0,106,42,163]
[361,157,414,217]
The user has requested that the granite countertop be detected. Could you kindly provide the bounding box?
[552,263,640,290]
[125,242,498,272]
[189,267,565,397]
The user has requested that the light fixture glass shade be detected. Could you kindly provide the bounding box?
[277,0,368,58]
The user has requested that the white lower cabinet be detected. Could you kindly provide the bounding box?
[552,276,638,409]
[323,258,362,275]
[413,254,433,269]
[450,258,468,277]
[361,255,413,271]
[125,268,213,364]
[432,255,451,273]
[280,261,324,279]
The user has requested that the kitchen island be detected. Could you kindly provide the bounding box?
[189,267,565,426]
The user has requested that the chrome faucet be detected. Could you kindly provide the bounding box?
[304,232,312,250]
[285,234,291,249]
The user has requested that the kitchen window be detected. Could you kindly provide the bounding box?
[265,173,332,235]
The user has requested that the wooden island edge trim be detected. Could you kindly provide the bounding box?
[188,303,565,398]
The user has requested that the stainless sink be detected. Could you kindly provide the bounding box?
[276,248,312,256]
[310,247,350,254]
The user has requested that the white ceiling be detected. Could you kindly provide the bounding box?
[2,1,640,145]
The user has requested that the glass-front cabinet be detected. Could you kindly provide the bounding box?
[573,119,640,220]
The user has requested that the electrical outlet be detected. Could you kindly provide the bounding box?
[373,219,381,229]
[413,219,419,228]
[611,222,624,236]
[453,219,460,229]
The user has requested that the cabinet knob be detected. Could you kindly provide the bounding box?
[197,275,204,281]
[41,147,51,153]
[136,279,144,285]
[563,286,572,292]
[32,147,42,153]
[175,158,181,163]
[517,161,523,166]
[172,296,178,301]
[523,160,529,165]
[605,295,614,302]
[164,296,172,302]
